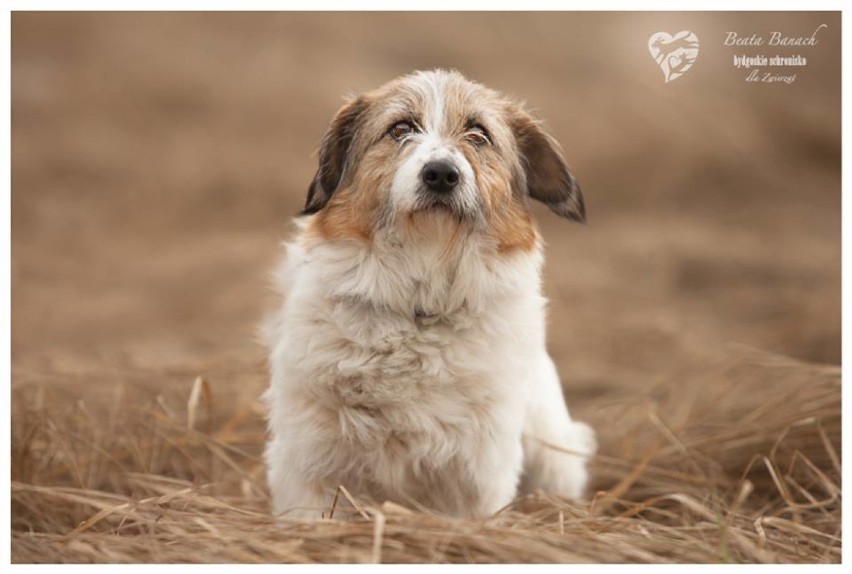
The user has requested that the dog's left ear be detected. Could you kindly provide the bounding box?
[511,111,585,223]
[303,97,368,215]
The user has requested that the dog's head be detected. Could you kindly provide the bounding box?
[302,69,584,251]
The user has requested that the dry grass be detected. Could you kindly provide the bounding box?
[11,347,841,564]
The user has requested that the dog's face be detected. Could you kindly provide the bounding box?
[303,70,584,252]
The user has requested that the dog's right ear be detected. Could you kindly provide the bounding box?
[302,97,368,215]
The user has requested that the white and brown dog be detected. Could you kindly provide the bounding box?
[264,70,596,519]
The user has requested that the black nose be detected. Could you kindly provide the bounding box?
[421,160,460,192]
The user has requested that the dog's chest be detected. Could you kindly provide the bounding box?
[274,239,543,453]
[310,303,515,414]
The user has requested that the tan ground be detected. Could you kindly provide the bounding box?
[11,12,841,563]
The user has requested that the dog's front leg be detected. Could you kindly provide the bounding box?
[520,352,597,499]
[450,419,526,518]
[266,434,336,520]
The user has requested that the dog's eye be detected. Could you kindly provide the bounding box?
[465,124,491,146]
[388,121,416,142]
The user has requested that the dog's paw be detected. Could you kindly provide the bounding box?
[567,420,597,458]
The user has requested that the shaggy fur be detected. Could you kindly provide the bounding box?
[264,70,595,518]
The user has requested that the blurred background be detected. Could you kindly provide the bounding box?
[12,12,840,435]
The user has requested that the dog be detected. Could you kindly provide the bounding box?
[264,69,596,519]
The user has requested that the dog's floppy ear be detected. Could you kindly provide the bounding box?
[511,110,585,223]
[303,97,368,214]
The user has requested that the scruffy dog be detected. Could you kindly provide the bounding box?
[264,70,596,518]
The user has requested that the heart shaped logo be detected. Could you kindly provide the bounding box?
[648,31,699,83]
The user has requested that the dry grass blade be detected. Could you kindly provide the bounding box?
[372,511,386,564]
[186,376,212,432]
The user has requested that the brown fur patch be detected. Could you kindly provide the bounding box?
[460,142,539,253]
[493,203,538,253]
[305,186,376,242]
[306,137,402,242]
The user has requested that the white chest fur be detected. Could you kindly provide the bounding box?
[264,224,550,516]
